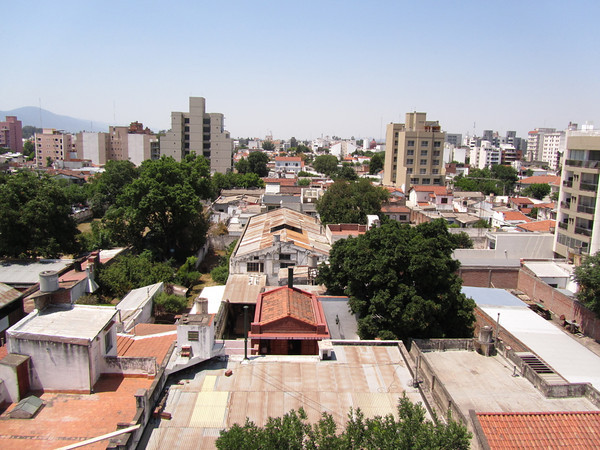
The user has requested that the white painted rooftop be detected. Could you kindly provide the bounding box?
[8,305,117,343]
[117,282,163,312]
[0,259,74,285]
[193,285,226,314]
[464,286,600,390]
[523,261,574,279]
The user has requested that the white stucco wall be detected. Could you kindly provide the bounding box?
[177,322,214,360]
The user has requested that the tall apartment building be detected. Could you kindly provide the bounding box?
[0,116,23,153]
[541,132,566,171]
[76,122,157,166]
[160,97,233,173]
[554,128,600,260]
[35,129,74,166]
[383,112,446,190]
[526,128,556,161]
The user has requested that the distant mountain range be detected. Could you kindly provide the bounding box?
[0,106,109,133]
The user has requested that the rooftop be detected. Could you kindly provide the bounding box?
[517,219,556,232]
[117,326,177,366]
[0,282,21,308]
[222,274,267,305]
[255,286,318,325]
[144,344,423,448]
[520,175,561,185]
[8,305,117,344]
[117,282,163,313]
[0,259,74,286]
[410,185,449,195]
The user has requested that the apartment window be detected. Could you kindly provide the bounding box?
[399,215,407,221]
[433,151,441,156]
[434,141,441,148]
[411,178,419,184]
[184,126,190,132]
[247,262,264,272]
[420,150,428,156]
[420,169,426,174]
[420,159,427,165]
[432,169,439,174]
[407,150,414,156]
[188,331,199,341]
[421,141,429,147]
[433,178,441,184]
[184,118,190,124]
[279,253,292,260]
[407,140,415,146]
[407,168,413,174]
[441,198,448,204]
[422,178,430,184]
[105,331,113,353]
[406,159,413,165]
[433,160,440,165]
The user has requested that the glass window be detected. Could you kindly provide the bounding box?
[407,140,415,146]
[421,141,429,147]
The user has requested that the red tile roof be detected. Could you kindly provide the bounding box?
[275,156,302,162]
[132,323,177,336]
[117,329,176,365]
[381,204,410,213]
[262,178,297,186]
[520,175,561,185]
[477,411,600,449]
[257,287,317,325]
[517,220,556,232]
[411,185,449,195]
[502,211,532,222]
[510,197,534,205]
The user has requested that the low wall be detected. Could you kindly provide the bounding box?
[104,356,157,377]
[458,266,520,289]
[208,235,238,252]
[517,267,600,341]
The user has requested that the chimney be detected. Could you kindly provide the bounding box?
[196,297,209,315]
[287,267,294,289]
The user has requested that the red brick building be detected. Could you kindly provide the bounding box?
[250,286,329,355]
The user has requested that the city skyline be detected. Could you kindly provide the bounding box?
[3,1,599,140]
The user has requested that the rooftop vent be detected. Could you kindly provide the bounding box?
[39,271,59,293]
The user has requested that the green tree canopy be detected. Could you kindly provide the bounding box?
[522,183,551,200]
[212,172,265,193]
[574,252,600,316]
[235,157,250,174]
[86,160,140,216]
[247,152,270,177]
[334,163,359,181]
[0,171,80,258]
[317,219,475,340]
[312,154,339,177]
[216,394,470,449]
[102,155,212,261]
[262,140,275,151]
[316,179,389,225]
[453,165,519,195]
[369,151,385,175]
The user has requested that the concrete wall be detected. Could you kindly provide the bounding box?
[9,338,91,392]
[177,322,214,360]
[0,364,19,404]
[104,356,157,376]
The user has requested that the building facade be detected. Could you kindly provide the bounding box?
[554,129,600,259]
[383,112,446,191]
[160,97,233,173]
[0,116,23,153]
[35,129,74,167]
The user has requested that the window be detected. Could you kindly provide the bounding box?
[432,169,439,174]
[280,262,295,269]
[434,141,441,148]
[279,253,291,260]
[406,159,413,165]
[421,141,429,147]
[420,169,426,174]
[407,168,413,174]
[420,150,428,156]
[441,198,448,204]
[433,151,441,156]
[433,160,440,165]
[399,215,407,221]
[407,140,415,146]
[247,262,264,272]
[105,331,113,353]
[411,178,419,184]
[422,178,430,184]
[184,118,190,124]
[188,331,199,341]
[407,150,414,156]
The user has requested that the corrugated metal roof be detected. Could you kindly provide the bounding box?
[0,282,21,307]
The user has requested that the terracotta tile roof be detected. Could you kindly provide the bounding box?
[520,175,561,185]
[502,211,532,222]
[275,156,302,162]
[262,178,297,186]
[477,411,600,449]
[381,204,410,213]
[535,202,556,209]
[385,186,404,194]
[510,197,534,205]
[257,287,316,325]
[132,323,177,336]
[517,220,556,232]
[411,185,449,195]
[0,282,21,308]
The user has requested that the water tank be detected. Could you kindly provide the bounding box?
[39,271,59,292]
[479,325,493,343]
[308,254,318,268]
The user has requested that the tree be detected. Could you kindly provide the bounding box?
[334,163,358,181]
[174,256,200,287]
[102,155,212,261]
[247,152,270,177]
[235,157,250,174]
[317,220,475,340]
[297,178,311,186]
[522,183,551,200]
[369,151,385,175]
[210,240,237,284]
[290,137,298,148]
[216,393,471,449]
[97,250,174,298]
[22,140,35,159]
[262,141,275,151]
[22,126,42,140]
[153,292,188,315]
[316,179,389,225]
[312,154,339,177]
[0,171,80,258]
[86,160,139,216]
[450,231,473,249]
[212,172,264,193]
[490,164,518,194]
[574,252,600,316]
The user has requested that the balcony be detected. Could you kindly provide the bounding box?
[575,226,593,237]
[560,201,572,209]
[563,180,573,187]
[558,222,568,230]
[565,159,600,169]
[577,205,596,214]
[580,183,598,192]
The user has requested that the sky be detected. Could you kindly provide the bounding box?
[3,1,600,141]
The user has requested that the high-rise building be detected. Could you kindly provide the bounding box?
[35,129,74,166]
[541,131,566,171]
[0,116,23,153]
[526,128,556,161]
[383,112,446,191]
[554,127,600,260]
[160,97,233,173]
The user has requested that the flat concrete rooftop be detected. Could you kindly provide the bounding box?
[144,344,423,449]
[422,350,598,416]
[8,305,116,342]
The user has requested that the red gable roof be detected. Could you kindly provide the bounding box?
[502,210,532,222]
[275,156,302,162]
[510,197,534,206]
[520,175,561,185]
[411,185,449,195]
[477,411,600,449]
[517,220,556,232]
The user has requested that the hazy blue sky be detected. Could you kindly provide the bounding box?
[3,1,599,140]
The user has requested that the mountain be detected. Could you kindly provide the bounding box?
[0,106,110,133]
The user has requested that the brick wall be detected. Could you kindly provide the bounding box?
[458,267,519,289]
[518,268,600,340]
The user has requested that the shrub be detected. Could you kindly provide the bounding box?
[153,292,188,315]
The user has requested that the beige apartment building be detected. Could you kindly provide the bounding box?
[554,130,600,260]
[383,112,446,191]
[35,129,75,166]
[160,97,233,173]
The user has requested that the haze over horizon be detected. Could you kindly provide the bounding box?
[3,1,599,141]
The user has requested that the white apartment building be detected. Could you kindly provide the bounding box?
[541,132,566,171]
[526,128,556,161]
[471,141,501,169]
